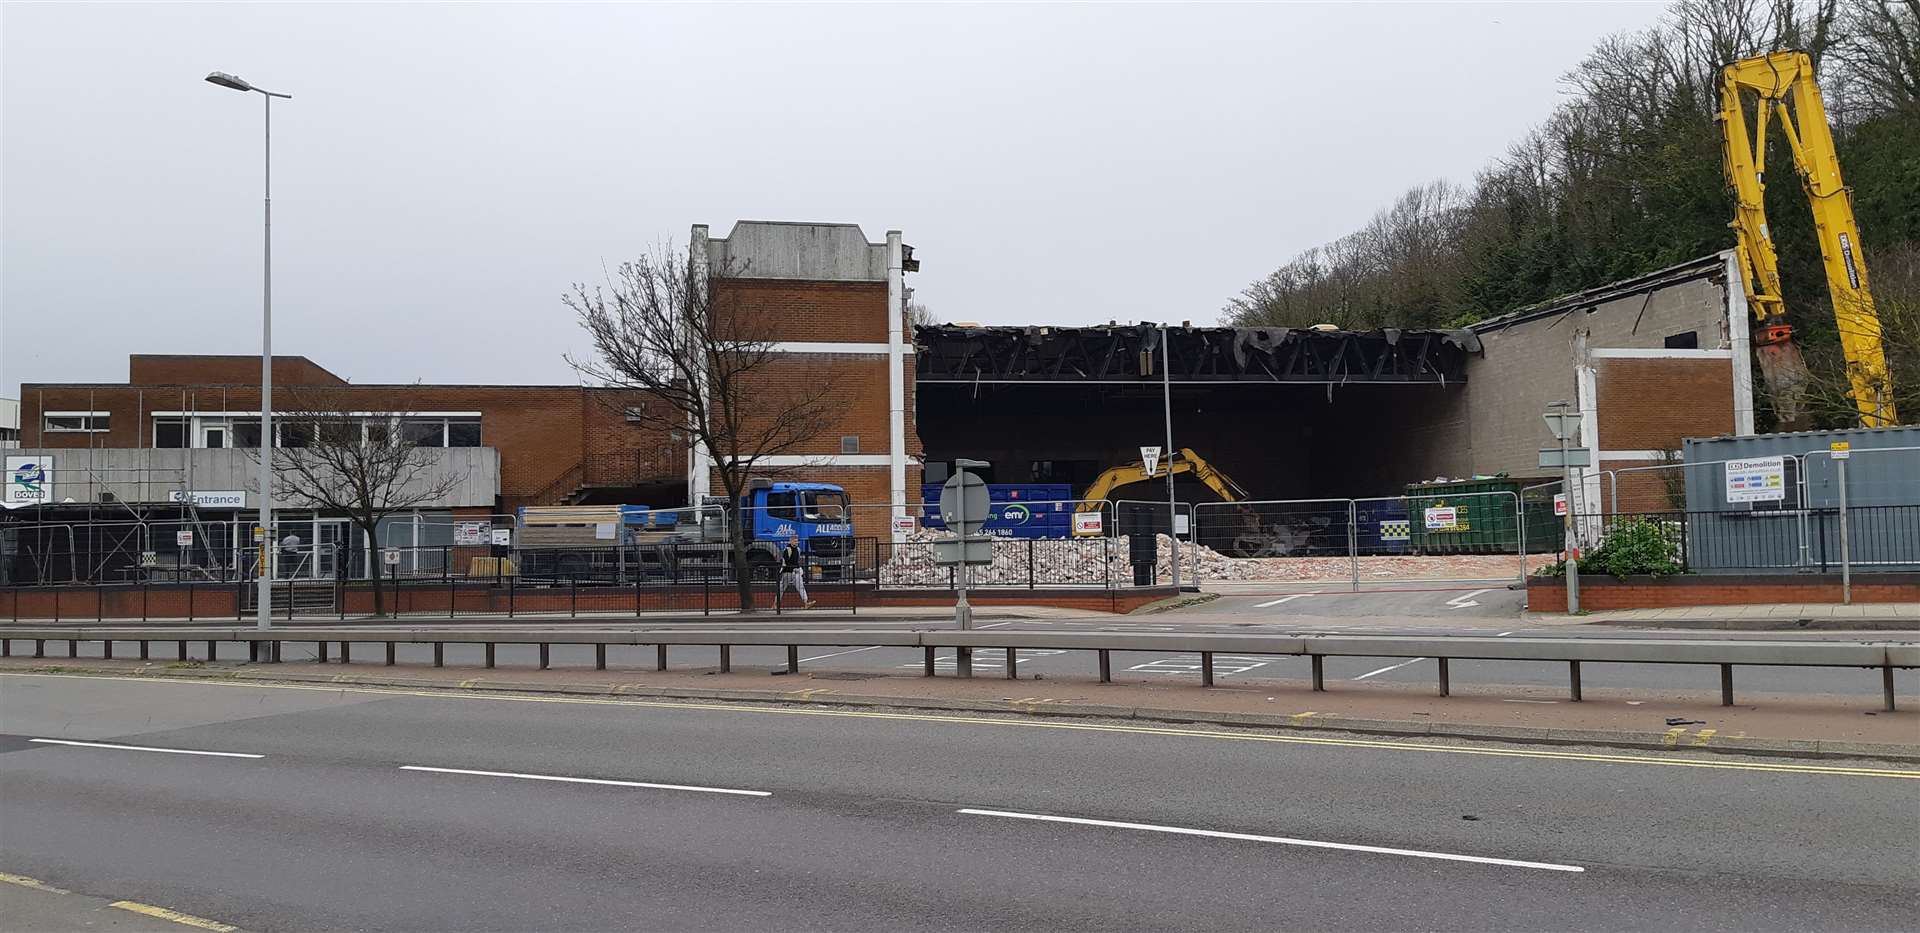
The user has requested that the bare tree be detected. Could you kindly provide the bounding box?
[255,386,466,617]
[565,246,841,612]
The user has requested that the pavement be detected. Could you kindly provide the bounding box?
[1,673,1915,931]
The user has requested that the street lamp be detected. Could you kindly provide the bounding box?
[206,71,291,633]
[1161,323,1181,590]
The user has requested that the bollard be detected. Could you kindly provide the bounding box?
[719,645,731,673]
[1720,664,1734,707]
[539,644,549,670]
[1311,655,1325,692]
[1200,651,1214,687]
[923,647,935,676]
[433,643,444,668]
[1569,660,1583,702]
[656,644,668,672]
[787,645,800,675]
[1098,649,1111,684]
[596,644,607,671]
[1437,658,1450,697]
[485,643,495,669]
[1006,647,1018,680]
[386,642,396,666]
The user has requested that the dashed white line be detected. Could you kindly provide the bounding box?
[1352,658,1426,681]
[1254,594,1317,608]
[27,738,264,759]
[797,645,884,663]
[957,809,1584,873]
[398,765,770,797]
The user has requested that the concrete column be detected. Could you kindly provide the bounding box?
[1723,249,1757,436]
[687,225,715,505]
[886,230,908,544]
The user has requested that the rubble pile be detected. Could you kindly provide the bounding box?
[880,531,1556,586]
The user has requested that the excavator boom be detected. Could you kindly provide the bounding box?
[1076,448,1248,512]
[1720,51,1897,427]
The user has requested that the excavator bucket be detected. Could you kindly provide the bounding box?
[1752,324,1813,431]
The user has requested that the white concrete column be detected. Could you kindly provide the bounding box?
[687,225,714,505]
[1722,249,1757,435]
[886,230,908,544]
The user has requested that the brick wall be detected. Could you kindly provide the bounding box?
[129,355,347,386]
[1595,358,1735,452]
[17,378,679,508]
[1527,574,1920,610]
[714,280,889,343]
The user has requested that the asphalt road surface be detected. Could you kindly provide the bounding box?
[2,674,1916,932]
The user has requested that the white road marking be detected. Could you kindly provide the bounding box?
[27,738,264,759]
[1254,594,1317,608]
[797,645,884,663]
[957,809,1584,873]
[1445,589,1493,610]
[1129,655,1273,676]
[398,765,769,797]
[1495,631,1517,637]
[977,621,1016,629]
[1352,658,1426,680]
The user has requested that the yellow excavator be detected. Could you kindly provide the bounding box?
[1719,50,1897,428]
[1073,448,1249,535]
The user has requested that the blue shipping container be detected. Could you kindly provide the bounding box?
[920,483,1074,538]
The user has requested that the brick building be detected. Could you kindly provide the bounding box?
[690,222,922,541]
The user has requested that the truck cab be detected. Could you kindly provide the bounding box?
[733,481,855,578]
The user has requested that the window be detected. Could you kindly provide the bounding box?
[803,491,848,522]
[154,419,188,449]
[232,420,263,448]
[45,412,109,433]
[840,435,860,454]
[280,422,313,448]
[766,491,799,520]
[1664,331,1700,349]
[402,420,444,446]
[446,419,481,447]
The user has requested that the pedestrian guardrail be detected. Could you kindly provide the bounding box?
[2,627,1910,712]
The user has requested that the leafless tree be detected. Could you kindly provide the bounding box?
[254,386,466,617]
[565,246,841,612]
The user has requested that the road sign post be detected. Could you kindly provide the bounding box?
[938,459,993,674]
[1542,403,1583,614]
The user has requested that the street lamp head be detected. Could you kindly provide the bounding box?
[205,71,254,92]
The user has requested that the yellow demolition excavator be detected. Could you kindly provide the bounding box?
[1719,50,1897,428]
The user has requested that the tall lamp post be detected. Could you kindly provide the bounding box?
[1162,323,1181,590]
[206,71,291,632]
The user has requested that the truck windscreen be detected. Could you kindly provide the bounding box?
[803,492,847,522]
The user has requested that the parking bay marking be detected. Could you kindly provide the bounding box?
[398,765,770,797]
[957,809,1584,873]
[1254,594,1318,608]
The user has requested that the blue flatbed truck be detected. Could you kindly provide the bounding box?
[516,480,855,581]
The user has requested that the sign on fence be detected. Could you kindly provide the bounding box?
[454,521,491,546]
[1423,506,1461,531]
[176,530,194,547]
[1380,519,1410,542]
[1554,493,1568,517]
[382,548,401,566]
[892,515,916,535]
[491,528,512,546]
[1073,512,1104,536]
[1724,456,1786,503]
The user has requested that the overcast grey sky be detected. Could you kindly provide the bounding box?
[1,1,1667,395]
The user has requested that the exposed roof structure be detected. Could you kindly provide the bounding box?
[914,324,1479,385]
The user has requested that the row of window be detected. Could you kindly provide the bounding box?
[147,416,482,449]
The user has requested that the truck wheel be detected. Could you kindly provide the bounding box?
[747,553,777,581]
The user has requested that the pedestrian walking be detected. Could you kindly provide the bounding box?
[777,534,814,608]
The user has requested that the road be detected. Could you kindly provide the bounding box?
[2,673,1916,931]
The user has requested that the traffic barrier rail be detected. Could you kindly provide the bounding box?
[2,626,1910,712]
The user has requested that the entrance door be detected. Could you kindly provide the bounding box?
[312,519,350,580]
[199,422,228,449]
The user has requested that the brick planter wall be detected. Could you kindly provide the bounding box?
[1527,573,1920,611]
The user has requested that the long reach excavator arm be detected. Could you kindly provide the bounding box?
[1720,50,1897,428]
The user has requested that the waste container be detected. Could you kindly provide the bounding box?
[1405,477,1559,555]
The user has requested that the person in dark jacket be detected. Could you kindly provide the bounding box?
[777,534,813,608]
